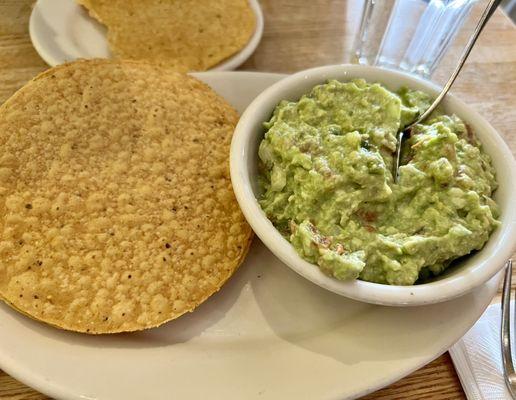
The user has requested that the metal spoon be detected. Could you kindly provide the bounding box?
[393,0,503,183]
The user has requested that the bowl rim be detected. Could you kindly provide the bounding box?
[230,64,516,306]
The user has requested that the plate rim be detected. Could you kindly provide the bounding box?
[0,270,501,400]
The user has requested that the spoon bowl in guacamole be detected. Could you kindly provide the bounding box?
[230,65,516,306]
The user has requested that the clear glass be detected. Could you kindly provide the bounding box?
[352,0,478,77]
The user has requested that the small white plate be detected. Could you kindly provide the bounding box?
[0,72,501,400]
[29,0,264,69]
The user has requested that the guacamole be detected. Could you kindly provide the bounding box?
[258,79,499,285]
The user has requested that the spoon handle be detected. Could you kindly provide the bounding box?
[394,0,502,183]
[407,0,502,128]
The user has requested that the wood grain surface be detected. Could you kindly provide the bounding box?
[0,0,515,399]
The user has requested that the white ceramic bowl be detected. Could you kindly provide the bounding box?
[230,64,516,306]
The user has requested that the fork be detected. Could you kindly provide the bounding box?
[501,259,516,398]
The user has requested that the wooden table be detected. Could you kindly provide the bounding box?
[0,1,514,399]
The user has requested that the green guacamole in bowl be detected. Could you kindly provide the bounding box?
[258,79,499,285]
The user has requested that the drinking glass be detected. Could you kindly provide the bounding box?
[352,0,478,77]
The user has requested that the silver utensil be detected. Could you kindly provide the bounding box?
[392,0,503,182]
[501,259,516,399]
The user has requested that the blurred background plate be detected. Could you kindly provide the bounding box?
[28,0,264,70]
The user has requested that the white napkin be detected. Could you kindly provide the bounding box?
[450,302,514,400]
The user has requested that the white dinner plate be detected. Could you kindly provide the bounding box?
[29,0,264,70]
[0,71,501,400]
